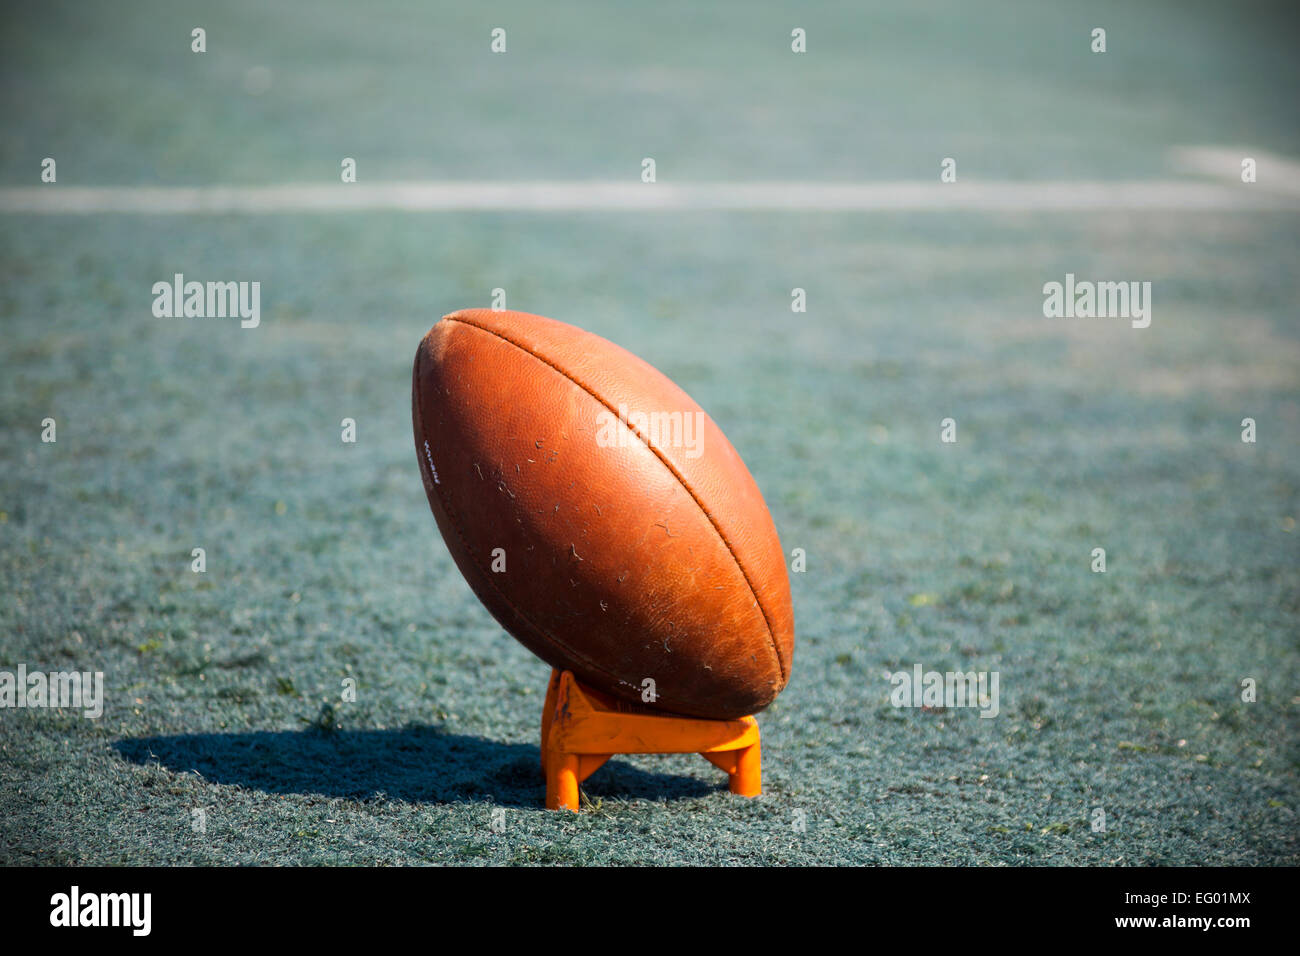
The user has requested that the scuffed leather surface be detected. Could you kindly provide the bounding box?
[412,309,794,719]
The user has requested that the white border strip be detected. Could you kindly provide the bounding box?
[2,180,1296,214]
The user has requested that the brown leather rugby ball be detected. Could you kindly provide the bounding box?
[411,309,794,719]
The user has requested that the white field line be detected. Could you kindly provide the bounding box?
[1168,146,1300,196]
[1,180,1297,214]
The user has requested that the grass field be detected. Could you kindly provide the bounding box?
[1,1,1297,865]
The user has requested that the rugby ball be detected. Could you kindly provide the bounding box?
[411,309,794,719]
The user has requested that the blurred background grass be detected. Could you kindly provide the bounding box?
[1,0,1297,864]
[4,0,1300,184]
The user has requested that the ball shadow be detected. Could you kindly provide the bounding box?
[113,724,717,808]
